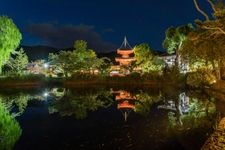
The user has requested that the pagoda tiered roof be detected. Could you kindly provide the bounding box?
[117,100,135,109]
[117,49,133,55]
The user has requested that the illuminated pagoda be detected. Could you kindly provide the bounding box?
[113,90,136,122]
[114,36,135,75]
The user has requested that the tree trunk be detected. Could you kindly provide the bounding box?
[217,58,225,80]
[211,60,219,79]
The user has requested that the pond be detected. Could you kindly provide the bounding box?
[0,86,224,150]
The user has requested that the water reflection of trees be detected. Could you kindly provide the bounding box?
[134,91,161,116]
[164,91,217,131]
[49,88,114,119]
[0,97,22,150]
[0,90,47,150]
[0,92,36,116]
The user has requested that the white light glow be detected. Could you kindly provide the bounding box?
[43,63,49,69]
[43,92,49,97]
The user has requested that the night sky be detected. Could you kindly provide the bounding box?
[0,0,213,52]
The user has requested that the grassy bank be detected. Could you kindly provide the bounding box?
[0,74,185,88]
[0,74,63,88]
[64,74,185,88]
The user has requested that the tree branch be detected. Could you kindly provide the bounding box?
[202,25,225,34]
[206,0,216,12]
[193,0,210,21]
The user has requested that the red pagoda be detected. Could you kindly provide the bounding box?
[112,37,135,75]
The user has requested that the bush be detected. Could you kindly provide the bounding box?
[70,72,98,80]
[142,72,162,81]
[0,74,45,83]
[127,72,141,79]
[186,70,216,88]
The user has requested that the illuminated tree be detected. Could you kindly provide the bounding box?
[97,57,112,76]
[0,16,22,74]
[5,48,29,74]
[49,40,106,77]
[73,40,100,73]
[180,0,225,79]
[163,24,194,65]
[134,43,164,73]
[49,51,75,77]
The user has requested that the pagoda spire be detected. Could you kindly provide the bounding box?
[119,36,132,50]
[124,36,128,47]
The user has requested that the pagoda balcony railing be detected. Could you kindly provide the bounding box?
[115,57,135,62]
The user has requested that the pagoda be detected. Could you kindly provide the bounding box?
[114,37,135,75]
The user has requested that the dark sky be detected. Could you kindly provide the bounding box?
[0,0,213,52]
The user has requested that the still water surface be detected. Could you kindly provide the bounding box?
[0,86,224,150]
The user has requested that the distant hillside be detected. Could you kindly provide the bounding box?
[98,51,117,62]
[20,45,116,62]
[21,45,59,61]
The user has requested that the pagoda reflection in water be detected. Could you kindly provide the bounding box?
[112,90,136,122]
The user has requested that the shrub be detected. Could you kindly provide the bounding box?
[186,70,216,88]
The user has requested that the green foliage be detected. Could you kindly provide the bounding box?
[163,65,184,82]
[97,57,112,76]
[0,74,45,84]
[0,16,22,73]
[49,51,75,77]
[188,59,213,72]
[0,99,22,150]
[5,48,29,74]
[163,24,194,54]
[186,70,216,88]
[49,40,105,77]
[73,40,87,51]
[134,43,153,64]
[180,1,225,79]
[134,43,164,73]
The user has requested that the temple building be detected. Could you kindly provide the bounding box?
[110,37,135,76]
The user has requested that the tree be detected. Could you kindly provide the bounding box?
[49,40,105,77]
[134,43,164,73]
[180,0,225,79]
[5,48,28,74]
[97,57,112,76]
[163,24,194,65]
[73,40,99,73]
[0,16,22,73]
[49,51,75,77]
